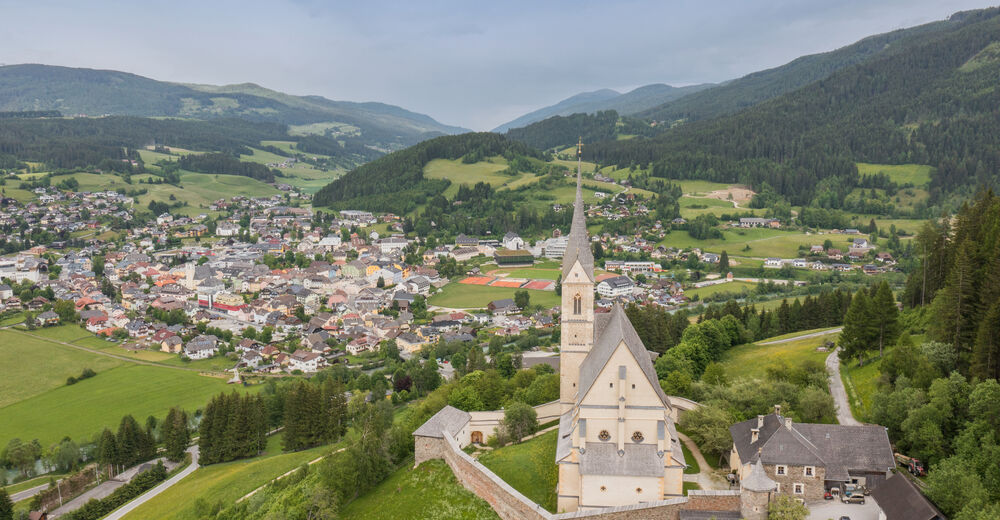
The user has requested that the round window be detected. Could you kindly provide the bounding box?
[632,431,644,443]
[598,430,611,441]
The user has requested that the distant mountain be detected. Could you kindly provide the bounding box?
[0,64,468,151]
[638,14,970,123]
[492,83,711,132]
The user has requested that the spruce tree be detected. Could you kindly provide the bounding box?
[719,250,729,272]
[840,290,876,366]
[163,407,190,462]
[97,428,117,475]
[972,303,1000,381]
[871,281,900,358]
[0,487,12,520]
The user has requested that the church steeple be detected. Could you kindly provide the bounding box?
[561,137,594,282]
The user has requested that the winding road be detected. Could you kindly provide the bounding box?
[826,348,861,426]
[102,447,199,520]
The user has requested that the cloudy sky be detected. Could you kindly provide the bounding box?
[1,0,993,130]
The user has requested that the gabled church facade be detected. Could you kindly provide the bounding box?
[555,141,686,512]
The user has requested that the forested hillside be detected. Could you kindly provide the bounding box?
[493,83,711,132]
[312,133,542,214]
[637,11,969,123]
[505,111,657,151]
[587,7,1000,210]
[0,64,467,153]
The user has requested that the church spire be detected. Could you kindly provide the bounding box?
[562,137,594,281]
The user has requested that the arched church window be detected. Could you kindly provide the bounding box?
[598,430,611,442]
[573,293,582,315]
[632,431,644,443]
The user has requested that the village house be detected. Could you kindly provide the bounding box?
[184,334,219,360]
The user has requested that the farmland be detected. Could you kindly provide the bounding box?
[0,332,248,446]
[684,281,758,300]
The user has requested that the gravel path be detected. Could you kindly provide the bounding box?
[826,348,861,426]
[677,432,727,491]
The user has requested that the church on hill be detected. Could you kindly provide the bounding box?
[555,141,686,512]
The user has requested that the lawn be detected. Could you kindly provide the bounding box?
[856,163,934,187]
[478,430,558,512]
[0,329,123,409]
[340,459,499,520]
[0,363,246,447]
[0,312,25,326]
[428,282,560,309]
[841,356,883,422]
[685,281,757,299]
[123,433,338,520]
[718,329,839,380]
[683,482,702,492]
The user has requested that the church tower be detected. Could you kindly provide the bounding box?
[560,138,595,414]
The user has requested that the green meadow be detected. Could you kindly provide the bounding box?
[478,430,559,512]
[856,162,934,186]
[718,328,839,380]
[428,282,560,309]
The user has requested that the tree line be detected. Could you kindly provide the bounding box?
[178,152,278,182]
[198,392,269,465]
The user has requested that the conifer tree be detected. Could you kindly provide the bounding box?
[0,487,12,520]
[840,290,876,366]
[871,281,900,358]
[972,303,1000,381]
[163,407,190,462]
[97,428,117,475]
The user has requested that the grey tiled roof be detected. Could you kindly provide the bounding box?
[870,472,946,520]
[741,460,777,492]
[412,405,470,439]
[576,304,672,409]
[556,410,574,463]
[561,165,594,281]
[579,442,664,477]
[731,413,895,476]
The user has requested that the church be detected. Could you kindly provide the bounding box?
[555,141,686,512]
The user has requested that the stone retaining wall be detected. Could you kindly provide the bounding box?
[415,429,742,520]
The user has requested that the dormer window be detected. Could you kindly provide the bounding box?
[573,293,582,315]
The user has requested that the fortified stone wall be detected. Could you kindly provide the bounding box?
[415,428,742,520]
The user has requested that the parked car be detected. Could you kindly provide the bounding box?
[842,494,866,504]
[824,491,835,500]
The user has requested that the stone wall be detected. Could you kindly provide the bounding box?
[764,463,826,503]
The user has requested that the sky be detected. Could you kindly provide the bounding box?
[0,0,994,130]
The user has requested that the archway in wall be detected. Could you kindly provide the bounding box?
[471,431,483,444]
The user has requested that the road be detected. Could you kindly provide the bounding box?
[103,446,199,520]
[826,348,861,426]
[757,327,842,345]
[10,483,49,503]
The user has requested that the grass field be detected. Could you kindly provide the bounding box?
[424,157,514,198]
[718,328,840,380]
[429,282,560,309]
[857,163,934,187]
[340,459,499,520]
[685,281,757,299]
[0,358,246,447]
[663,228,832,258]
[477,430,558,512]
[683,482,702,492]
[0,330,123,409]
[124,434,338,520]
[841,356,883,422]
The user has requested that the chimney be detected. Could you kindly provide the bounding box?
[751,428,759,443]
[784,417,793,430]
[774,404,782,416]
[757,415,764,428]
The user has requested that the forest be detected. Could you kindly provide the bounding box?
[504,110,657,151]
[178,153,279,182]
[312,132,542,212]
[584,8,1000,211]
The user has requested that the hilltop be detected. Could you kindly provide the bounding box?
[0,64,468,152]
[492,83,711,132]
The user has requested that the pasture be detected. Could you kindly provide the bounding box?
[0,329,123,409]
[0,361,246,447]
[340,459,499,520]
[663,227,829,258]
[123,433,338,520]
[685,281,757,299]
[718,328,840,380]
[856,162,934,186]
[428,282,559,310]
[424,157,514,198]
[477,429,559,512]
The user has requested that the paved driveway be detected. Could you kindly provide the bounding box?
[808,499,881,520]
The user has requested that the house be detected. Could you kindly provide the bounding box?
[289,349,324,372]
[184,335,219,360]
[455,234,478,248]
[596,275,635,298]
[738,217,780,228]
[870,472,946,520]
[0,284,12,300]
[160,335,183,354]
[764,258,783,268]
[701,253,719,264]
[729,407,895,503]
[35,310,60,326]
[487,298,518,314]
[792,258,807,268]
[501,232,524,251]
